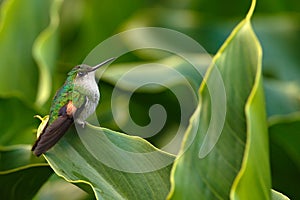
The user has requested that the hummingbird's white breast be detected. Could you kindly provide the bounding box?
[73,71,100,126]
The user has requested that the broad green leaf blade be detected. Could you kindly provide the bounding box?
[230,4,271,198]
[0,146,52,200]
[43,124,175,200]
[230,60,270,199]
[0,0,51,103]
[33,0,62,106]
[168,0,271,199]
[269,114,300,199]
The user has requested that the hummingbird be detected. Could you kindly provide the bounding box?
[32,58,115,157]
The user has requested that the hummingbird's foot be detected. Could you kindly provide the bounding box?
[76,120,86,128]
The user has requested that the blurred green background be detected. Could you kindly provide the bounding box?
[0,0,299,199]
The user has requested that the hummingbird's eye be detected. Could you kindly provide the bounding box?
[77,71,86,77]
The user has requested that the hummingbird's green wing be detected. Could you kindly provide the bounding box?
[32,90,87,157]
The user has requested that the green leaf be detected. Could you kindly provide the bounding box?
[168,0,271,199]
[269,114,300,199]
[0,0,51,103]
[33,0,62,106]
[0,146,52,200]
[43,124,175,199]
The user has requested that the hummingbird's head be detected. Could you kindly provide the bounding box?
[68,57,116,83]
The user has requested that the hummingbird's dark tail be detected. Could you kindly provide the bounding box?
[32,116,74,156]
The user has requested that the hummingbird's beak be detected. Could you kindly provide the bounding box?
[89,57,116,72]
